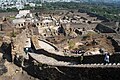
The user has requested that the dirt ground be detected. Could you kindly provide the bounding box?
[0,52,38,80]
[0,61,37,80]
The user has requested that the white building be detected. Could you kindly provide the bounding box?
[13,10,35,28]
[16,10,31,18]
[29,3,36,7]
[16,1,24,10]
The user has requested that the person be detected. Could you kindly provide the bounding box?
[24,47,29,54]
[63,50,67,55]
[80,53,84,64]
[104,52,110,64]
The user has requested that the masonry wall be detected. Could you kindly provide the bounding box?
[95,23,116,33]
[24,60,120,80]
[36,49,80,64]
[35,49,120,64]
[83,54,120,64]
[25,50,120,80]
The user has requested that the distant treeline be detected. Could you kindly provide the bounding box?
[43,2,120,21]
[1,2,120,21]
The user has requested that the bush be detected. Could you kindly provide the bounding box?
[68,40,75,49]
[11,32,16,37]
[82,35,89,40]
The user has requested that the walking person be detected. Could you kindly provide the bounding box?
[80,53,84,64]
[104,52,110,64]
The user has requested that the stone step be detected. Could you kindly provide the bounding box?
[117,63,120,65]
[112,63,116,65]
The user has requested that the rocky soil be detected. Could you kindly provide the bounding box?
[0,53,38,80]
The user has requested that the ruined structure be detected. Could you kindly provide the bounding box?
[0,10,120,80]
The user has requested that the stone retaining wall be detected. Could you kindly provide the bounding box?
[35,49,120,64]
[23,59,120,80]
